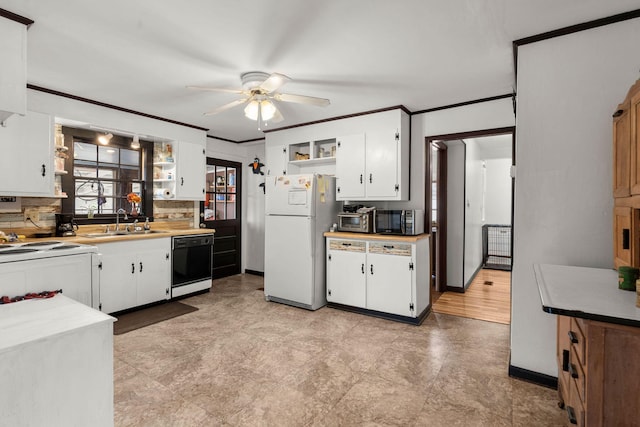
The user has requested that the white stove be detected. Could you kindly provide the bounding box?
[0,241,99,308]
[0,241,97,263]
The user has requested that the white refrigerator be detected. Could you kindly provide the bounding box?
[264,174,339,310]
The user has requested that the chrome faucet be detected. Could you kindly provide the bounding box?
[116,208,128,231]
[126,219,139,233]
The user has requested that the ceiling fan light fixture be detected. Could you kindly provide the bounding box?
[260,100,276,121]
[244,100,260,120]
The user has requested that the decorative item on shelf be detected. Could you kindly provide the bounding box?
[165,143,174,163]
[127,192,141,217]
[330,145,336,157]
[216,175,225,186]
[248,157,265,175]
[618,266,639,291]
[295,152,310,160]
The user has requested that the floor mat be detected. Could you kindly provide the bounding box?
[113,301,198,335]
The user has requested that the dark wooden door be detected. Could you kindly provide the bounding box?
[200,158,241,279]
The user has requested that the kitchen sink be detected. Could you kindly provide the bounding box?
[82,230,168,238]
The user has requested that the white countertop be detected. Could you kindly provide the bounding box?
[0,294,115,353]
[534,264,640,327]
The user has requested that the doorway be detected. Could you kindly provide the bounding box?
[200,158,242,279]
[427,127,514,324]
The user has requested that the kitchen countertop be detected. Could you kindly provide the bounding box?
[19,225,214,245]
[324,231,430,243]
[534,263,640,328]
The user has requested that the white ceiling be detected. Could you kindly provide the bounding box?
[3,0,639,141]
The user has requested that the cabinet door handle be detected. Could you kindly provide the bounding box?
[562,349,569,372]
[139,262,143,273]
[568,363,579,379]
[566,406,577,424]
[360,174,363,184]
[341,243,352,247]
[166,253,170,260]
[181,177,184,186]
[131,263,135,274]
[623,228,630,250]
[370,264,374,275]
[41,164,46,177]
[613,109,624,118]
[369,173,373,183]
[383,245,394,249]
[568,331,578,344]
[361,263,365,274]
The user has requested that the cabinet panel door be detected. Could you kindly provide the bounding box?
[98,247,137,314]
[614,102,631,197]
[0,17,26,119]
[137,244,171,306]
[327,246,366,307]
[265,144,287,176]
[176,142,205,200]
[0,112,53,196]
[335,134,366,200]
[366,252,413,316]
[365,130,399,199]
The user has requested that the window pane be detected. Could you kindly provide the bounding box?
[227,168,236,188]
[215,200,225,220]
[74,142,96,161]
[226,199,236,220]
[75,165,97,178]
[121,166,139,181]
[98,146,119,164]
[102,182,114,196]
[121,149,139,166]
[76,179,100,196]
[98,168,116,179]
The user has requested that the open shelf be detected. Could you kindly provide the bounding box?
[288,156,336,167]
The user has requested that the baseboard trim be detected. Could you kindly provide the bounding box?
[445,286,465,293]
[244,269,264,277]
[464,264,483,290]
[327,302,430,325]
[508,364,558,389]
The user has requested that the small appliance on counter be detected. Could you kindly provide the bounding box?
[337,205,375,233]
[55,213,79,237]
[375,209,424,235]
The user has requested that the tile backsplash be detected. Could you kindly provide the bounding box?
[0,197,195,234]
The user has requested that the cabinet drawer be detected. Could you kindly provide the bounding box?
[569,350,586,404]
[368,242,411,256]
[569,317,586,365]
[329,240,366,252]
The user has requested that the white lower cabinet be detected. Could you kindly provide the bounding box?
[97,238,171,313]
[326,234,430,321]
[326,240,367,308]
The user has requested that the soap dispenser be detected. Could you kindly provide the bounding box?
[143,217,151,230]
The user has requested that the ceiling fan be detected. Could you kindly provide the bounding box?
[188,71,330,129]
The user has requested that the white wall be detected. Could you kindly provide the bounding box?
[464,139,484,286]
[446,141,465,288]
[512,18,640,377]
[484,158,512,225]
[206,137,266,273]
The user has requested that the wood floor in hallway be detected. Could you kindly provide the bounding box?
[432,269,511,324]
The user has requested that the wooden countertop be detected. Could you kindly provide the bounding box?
[534,264,640,328]
[19,225,214,245]
[324,231,429,243]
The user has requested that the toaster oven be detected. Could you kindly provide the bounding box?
[337,211,374,233]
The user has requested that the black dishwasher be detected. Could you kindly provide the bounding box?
[171,234,214,297]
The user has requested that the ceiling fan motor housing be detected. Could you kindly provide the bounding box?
[241,71,271,90]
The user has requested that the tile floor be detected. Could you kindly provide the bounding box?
[114,274,567,426]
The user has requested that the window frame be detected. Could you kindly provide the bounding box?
[61,126,154,225]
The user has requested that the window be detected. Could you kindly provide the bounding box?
[61,127,153,222]
[204,163,237,221]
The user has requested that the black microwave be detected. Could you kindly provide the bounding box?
[375,210,424,235]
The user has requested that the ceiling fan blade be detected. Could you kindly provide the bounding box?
[187,85,247,95]
[271,108,284,123]
[203,98,249,116]
[274,92,330,107]
[259,73,291,93]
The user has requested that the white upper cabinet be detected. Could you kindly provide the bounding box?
[336,113,409,201]
[154,141,206,201]
[335,134,366,199]
[0,15,27,123]
[175,141,206,200]
[265,143,288,176]
[0,111,54,196]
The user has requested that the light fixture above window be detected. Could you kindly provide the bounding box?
[98,133,113,145]
[130,135,140,149]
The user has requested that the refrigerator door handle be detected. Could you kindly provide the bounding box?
[400,210,406,234]
[309,217,315,258]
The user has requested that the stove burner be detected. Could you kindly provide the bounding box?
[0,248,39,255]
[49,244,80,250]
[21,241,63,247]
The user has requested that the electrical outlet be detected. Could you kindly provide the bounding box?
[24,209,39,222]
